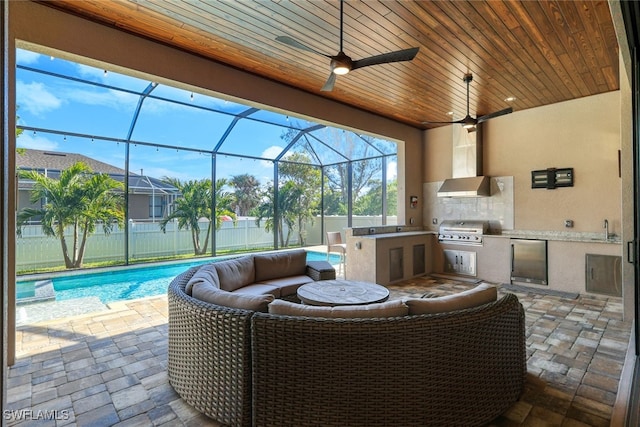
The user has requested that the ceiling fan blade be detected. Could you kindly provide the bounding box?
[477,107,513,124]
[275,35,330,58]
[321,72,337,92]
[351,47,419,71]
[421,119,465,125]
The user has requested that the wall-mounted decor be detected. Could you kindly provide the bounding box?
[410,195,418,208]
[531,168,573,189]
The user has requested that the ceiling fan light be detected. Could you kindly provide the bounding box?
[462,115,477,129]
[332,65,350,75]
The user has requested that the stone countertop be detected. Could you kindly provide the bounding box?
[354,231,432,239]
[485,229,622,244]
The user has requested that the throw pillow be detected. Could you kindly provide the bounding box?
[403,283,497,315]
[185,263,220,296]
[268,299,409,318]
[254,250,307,282]
[215,256,256,292]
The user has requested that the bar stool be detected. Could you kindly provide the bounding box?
[326,231,346,276]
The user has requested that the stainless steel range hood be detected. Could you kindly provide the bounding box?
[437,176,490,197]
[437,124,491,197]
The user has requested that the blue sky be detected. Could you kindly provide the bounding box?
[15,48,397,186]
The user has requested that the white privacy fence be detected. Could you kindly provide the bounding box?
[16,216,396,271]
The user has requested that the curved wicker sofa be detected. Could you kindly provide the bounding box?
[168,265,527,427]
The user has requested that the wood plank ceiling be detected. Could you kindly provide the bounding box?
[42,0,619,129]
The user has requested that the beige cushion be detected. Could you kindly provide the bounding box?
[254,250,307,282]
[234,283,281,298]
[258,275,313,297]
[268,299,408,318]
[403,283,497,315]
[192,280,274,312]
[215,256,256,292]
[185,263,220,296]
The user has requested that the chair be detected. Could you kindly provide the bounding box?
[326,231,347,276]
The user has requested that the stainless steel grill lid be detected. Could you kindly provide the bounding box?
[438,220,488,245]
[438,220,488,234]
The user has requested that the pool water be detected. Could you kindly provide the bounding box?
[17,251,341,304]
[17,286,34,300]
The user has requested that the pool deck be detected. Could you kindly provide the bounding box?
[7,276,631,426]
[17,297,110,327]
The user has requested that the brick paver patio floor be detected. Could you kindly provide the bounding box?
[6,276,631,426]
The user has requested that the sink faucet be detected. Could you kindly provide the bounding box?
[604,219,609,240]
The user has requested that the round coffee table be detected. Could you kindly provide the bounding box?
[296,280,389,306]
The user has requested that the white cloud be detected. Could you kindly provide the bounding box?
[64,86,138,108]
[75,63,107,81]
[16,81,63,116]
[260,145,283,167]
[16,49,42,65]
[16,132,59,151]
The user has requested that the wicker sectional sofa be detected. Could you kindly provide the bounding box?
[168,256,527,427]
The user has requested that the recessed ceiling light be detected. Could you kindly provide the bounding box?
[504,96,516,102]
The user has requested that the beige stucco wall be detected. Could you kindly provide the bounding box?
[423,91,622,235]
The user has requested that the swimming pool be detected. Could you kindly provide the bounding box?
[17,251,341,305]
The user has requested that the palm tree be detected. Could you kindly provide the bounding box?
[255,181,302,247]
[159,177,235,255]
[213,178,237,230]
[229,173,261,216]
[17,162,124,268]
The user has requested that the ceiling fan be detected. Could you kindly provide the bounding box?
[275,0,419,92]
[422,73,513,132]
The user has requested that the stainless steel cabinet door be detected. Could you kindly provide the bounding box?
[511,239,547,285]
[444,249,476,276]
[586,254,622,296]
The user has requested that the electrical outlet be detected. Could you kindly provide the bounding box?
[396,226,403,232]
[432,218,438,225]
[564,219,574,228]
[369,228,376,234]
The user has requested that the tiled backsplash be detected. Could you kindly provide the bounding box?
[423,176,514,233]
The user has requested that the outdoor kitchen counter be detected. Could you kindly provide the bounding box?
[346,230,434,286]
[485,230,622,244]
[358,231,432,239]
[473,234,622,295]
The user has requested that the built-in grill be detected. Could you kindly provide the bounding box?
[438,220,489,246]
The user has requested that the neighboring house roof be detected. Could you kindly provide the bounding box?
[16,149,127,175]
[16,149,179,195]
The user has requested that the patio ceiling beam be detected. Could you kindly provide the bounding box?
[17,126,209,155]
[17,126,341,168]
[275,124,325,162]
[306,132,350,162]
[299,134,323,166]
[18,65,315,133]
[17,64,146,97]
[212,107,259,152]
[19,64,397,166]
[355,134,385,156]
[314,155,391,170]
[126,82,158,140]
